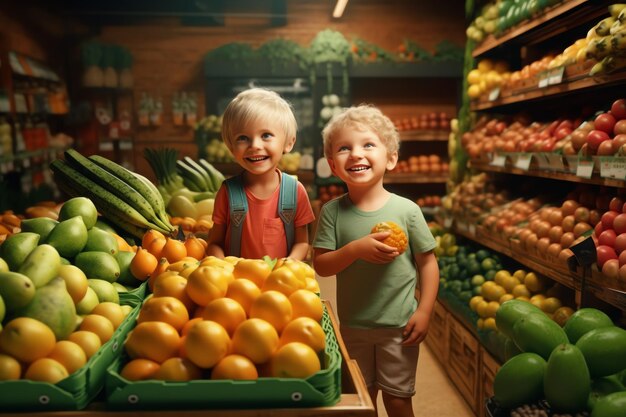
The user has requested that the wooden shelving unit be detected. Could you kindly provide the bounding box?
[384,173,447,184]
[399,130,449,142]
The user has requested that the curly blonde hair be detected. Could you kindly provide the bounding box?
[321,104,400,159]
[221,88,297,149]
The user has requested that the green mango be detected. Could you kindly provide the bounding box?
[18,217,59,243]
[512,312,568,360]
[0,294,4,323]
[83,227,119,256]
[592,391,626,417]
[493,352,546,409]
[0,271,36,311]
[576,326,626,378]
[495,299,544,339]
[544,343,590,414]
[46,216,88,259]
[15,277,77,340]
[75,251,120,283]
[94,218,117,234]
[115,251,142,287]
[588,375,625,410]
[87,279,119,304]
[0,232,40,271]
[58,197,98,229]
[76,286,99,315]
[564,308,614,344]
[18,244,61,288]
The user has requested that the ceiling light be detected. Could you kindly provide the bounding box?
[332,0,348,18]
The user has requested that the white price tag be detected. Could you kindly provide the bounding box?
[490,153,507,167]
[514,153,532,171]
[548,67,565,85]
[538,73,549,88]
[488,88,500,101]
[599,157,615,178]
[605,158,626,179]
[468,223,476,236]
[576,157,594,179]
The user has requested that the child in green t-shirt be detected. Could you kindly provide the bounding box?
[313,104,439,417]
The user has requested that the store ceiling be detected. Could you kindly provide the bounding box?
[55,0,288,26]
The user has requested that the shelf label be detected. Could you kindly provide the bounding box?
[545,153,565,171]
[514,153,532,171]
[468,223,476,236]
[599,156,626,179]
[538,72,550,88]
[490,153,507,167]
[548,67,565,85]
[576,157,594,179]
[534,153,551,170]
[488,88,500,101]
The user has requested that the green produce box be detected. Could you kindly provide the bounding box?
[105,307,342,410]
[118,281,148,307]
[0,304,140,412]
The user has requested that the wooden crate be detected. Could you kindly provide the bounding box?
[446,317,481,414]
[479,348,501,417]
[425,301,448,365]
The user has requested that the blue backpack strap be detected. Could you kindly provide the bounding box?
[225,174,248,257]
[279,172,298,254]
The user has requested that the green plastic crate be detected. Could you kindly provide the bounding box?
[0,303,140,411]
[105,307,342,410]
[119,281,148,307]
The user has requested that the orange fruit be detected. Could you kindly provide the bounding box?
[371,221,408,253]
[181,317,203,336]
[0,317,56,363]
[226,278,261,315]
[91,302,126,329]
[305,277,321,293]
[130,248,159,281]
[270,342,321,378]
[0,353,22,380]
[186,266,230,306]
[198,298,247,336]
[24,358,69,383]
[137,296,189,332]
[249,290,292,332]
[200,256,235,275]
[233,259,272,288]
[112,233,133,252]
[68,330,102,359]
[184,320,231,369]
[145,237,167,259]
[184,236,206,260]
[79,314,115,343]
[152,272,196,312]
[153,357,202,381]
[47,340,87,375]
[120,358,160,381]
[211,354,258,380]
[289,289,324,322]
[148,258,171,291]
[141,229,165,249]
[279,317,326,352]
[161,238,187,263]
[125,321,181,363]
[232,318,279,365]
[262,266,305,296]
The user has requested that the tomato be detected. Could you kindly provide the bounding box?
[611,99,626,120]
[601,210,619,229]
[596,245,617,269]
[614,120,626,135]
[586,130,610,152]
[594,113,617,135]
[614,213,626,235]
[615,233,626,255]
[609,197,624,213]
[598,229,617,247]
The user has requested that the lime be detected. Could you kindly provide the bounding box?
[481,257,497,272]
[471,274,486,287]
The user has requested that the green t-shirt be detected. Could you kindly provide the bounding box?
[313,193,436,328]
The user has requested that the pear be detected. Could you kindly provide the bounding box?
[112,282,128,293]
[0,258,8,273]
[75,251,121,283]
[19,217,59,243]
[87,279,119,304]
[46,216,88,259]
[58,197,98,229]
[0,232,40,271]
[76,287,99,315]
[16,277,77,340]
[18,244,61,288]
[83,227,119,256]
[0,271,36,311]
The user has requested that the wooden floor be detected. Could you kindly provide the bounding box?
[318,275,475,417]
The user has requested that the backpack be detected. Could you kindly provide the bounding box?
[225,172,297,257]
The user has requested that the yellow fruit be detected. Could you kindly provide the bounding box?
[0,317,56,363]
[211,354,258,380]
[270,342,321,379]
[370,221,408,254]
[288,289,324,322]
[47,340,87,375]
[552,306,575,327]
[91,302,125,329]
[540,297,562,314]
[57,264,89,304]
[469,296,484,312]
[494,270,512,286]
[467,69,481,85]
[484,301,500,318]
[225,278,261,316]
[186,266,230,306]
[184,320,231,369]
[499,294,514,304]
[137,296,189,332]
[68,330,102,359]
[198,298,246,336]
[475,300,489,318]
[249,290,293,333]
[232,318,279,365]
[512,269,526,281]
[125,321,181,363]
[262,266,304,296]
[279,317,326,352]
[482,283,506,302]
[0,353,21,380]
[524,272,545,293]
[233,259,272,288]
[24,357,68,383]
[79,314,115,344]
[511,284,531,299]
[501,277,521,293]
[153,357,202,381]
[120,358,160,381]
[483,317,497,331]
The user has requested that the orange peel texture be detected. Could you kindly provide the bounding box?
[371,221,408,254]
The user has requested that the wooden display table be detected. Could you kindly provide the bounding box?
[1,302,374,417]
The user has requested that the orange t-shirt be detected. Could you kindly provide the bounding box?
[212,174,315,259]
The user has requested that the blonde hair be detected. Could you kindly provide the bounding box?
[321,104,399,159]
[221,88,297,148]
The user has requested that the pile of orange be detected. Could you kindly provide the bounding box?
[121,256,325,381]
[0,302,130,383]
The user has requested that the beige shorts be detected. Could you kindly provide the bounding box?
[340,325,419,398]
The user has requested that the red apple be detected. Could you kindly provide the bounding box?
[620,250,626,267]
[615,233,626,254]
[587,130,611,151]
[611,98,626,120]
[609,197,624,212]
[619,264,626,282]
[614,119,626,135]
[597,245,618,268]
[602,258,620,279]
[599,229,617,247]
[595,113,617,134]
[613,134,626,150]
[597,139,616,155]
[594,221,604,237]
[601,210,619,229]
[614,213,626,235]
